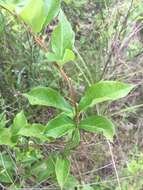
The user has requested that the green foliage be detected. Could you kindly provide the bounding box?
[0,0,137,189]
[65,128,80,150]
[23,86,73,114]
[79,115,115,141]
[31,153,56,182]
[47,10,75,65]
[81,185,94,190]
[0,154,15,183]
[18,123,48,141]
[11,111,27,141]
[45,113,75,138]
[79,81,134,112]
[55,156,70,189]
[18,0,60,33]
[0,128,14,146]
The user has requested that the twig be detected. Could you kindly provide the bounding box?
[107,140,122,190]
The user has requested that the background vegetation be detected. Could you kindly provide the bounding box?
[0,0,143,189]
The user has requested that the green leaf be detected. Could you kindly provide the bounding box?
[18,0,60,33]
[79,81,134,112]
[51,10,75,59]
[18,0,45,32]
[79,115,115,141]
[44,114,75,138]
[59,49,75,65]
[63,0,72,4]
[69,128,80,149]
[0,1,17,12]
[0,154,15,183]
[23,87,73,114]
[44,0,60,26]
[64,174,79,190]
[0,128,14,146]
[46,52,61,62]
[32,153,56,182]
[55,156,70,189]
[64,128,80,154]
[11,111,27,135]
[46,49,75,65]
[18,123,48,141]
[81,185,94,190]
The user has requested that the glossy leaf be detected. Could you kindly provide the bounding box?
[23,87,73,114]
[44,114,75,138]
[79,115,115,141]
[51,10,75,60]
[55,156,70,189]
[79,81,134,112]
[18,0,60,33]
[18,124,48,141]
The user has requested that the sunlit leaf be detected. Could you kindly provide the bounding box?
[0,128,14,146]
[44,0,60,26]
[23,86,73,114]
[51,10,75,62]
[46,49,75,65]
[79,81,134,112]
[79,115,115,141]
[18,0,60,33]
[18,123,48,141]
[59,49,75,65]
[44,113,75,138]
[46,52,60,62]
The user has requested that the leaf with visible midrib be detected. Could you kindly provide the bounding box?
[79,81,135,112]
[79,115,115,141]
[18,123,48,141]
[55,156,70,189]
[18,0,60,33]
[23,87,73,114]
[49,10,75,64]
[44,113,75,138]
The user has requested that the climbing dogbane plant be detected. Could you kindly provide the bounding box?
[0,0,135,189]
